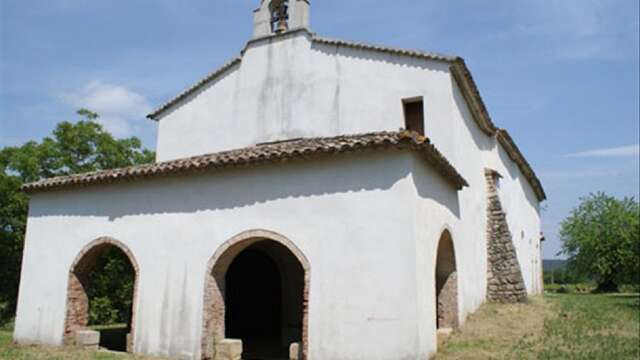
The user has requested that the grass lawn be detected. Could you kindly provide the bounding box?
[436,293,640,360]
[1,293,638,359]
[0,327,157,360]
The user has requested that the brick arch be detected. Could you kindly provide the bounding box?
[201,229,310,360]
[63,237,140,352]
[435,229,459,329]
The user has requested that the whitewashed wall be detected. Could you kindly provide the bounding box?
[15,152,461,360]
[155,30,542,300]
[155,31,452,162]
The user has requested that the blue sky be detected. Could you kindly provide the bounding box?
[1,1,638,259]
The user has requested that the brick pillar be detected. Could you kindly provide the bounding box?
[485,169,527,303]
[63,272,89,345]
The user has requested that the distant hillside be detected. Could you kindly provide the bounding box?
[543,259,568,272]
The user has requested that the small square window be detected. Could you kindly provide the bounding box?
[403,97,424,136]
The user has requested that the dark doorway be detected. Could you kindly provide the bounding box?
[226,249,283,358]
[225,241,304,360]
[202,233,308,360]
[435,230,459,329]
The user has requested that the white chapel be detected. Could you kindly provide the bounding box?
[15,1,545,359]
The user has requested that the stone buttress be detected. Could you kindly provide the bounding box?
[485,169,527,303]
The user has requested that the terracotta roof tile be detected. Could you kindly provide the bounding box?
[21,131,468,194]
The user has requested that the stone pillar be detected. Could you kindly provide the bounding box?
[64,272,89,345]
[289,0,310,30]
[485,169,528,303]
[126,333,133,353]
[74,330,100,351]
[215,339,243,360]
[290,342,301,360]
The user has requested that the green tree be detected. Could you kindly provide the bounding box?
[0,110,154,323]
[86,247,135,325]
[560,192,640,292]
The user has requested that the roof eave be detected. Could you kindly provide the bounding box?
[449,59,498,136]
[21,131,468,195]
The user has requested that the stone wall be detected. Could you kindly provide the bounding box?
[485,169,527,303]
[436,271,459,329]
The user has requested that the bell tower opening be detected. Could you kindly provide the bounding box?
[253,0,310,38]
[270,0,290,33]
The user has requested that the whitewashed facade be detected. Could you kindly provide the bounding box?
[14,2,545,359]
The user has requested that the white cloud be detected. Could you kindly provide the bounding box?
[566,144,640,158]
[61,81,152,137]
[517,0,639,60]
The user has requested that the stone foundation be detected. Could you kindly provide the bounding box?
[485,169,527,303]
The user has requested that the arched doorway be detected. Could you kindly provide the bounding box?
[63,237,139,352]
[202,230,310,360]
[435,230,458,330]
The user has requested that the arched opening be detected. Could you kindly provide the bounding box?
[269,0,289,33]
[202,230,309,360]
[435,230,459,330]
[64,238,139,353]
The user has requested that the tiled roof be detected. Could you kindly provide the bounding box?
[21,131,468,194]
[449,59,498,135]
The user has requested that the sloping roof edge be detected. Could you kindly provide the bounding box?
[496,129,547,201]
[449,60,499,135]
[147,57,242,120]
[21,131,468,194]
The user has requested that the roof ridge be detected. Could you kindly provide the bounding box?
[311,34,459,63]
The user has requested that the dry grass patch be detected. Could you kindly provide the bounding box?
[434,297,546,360]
